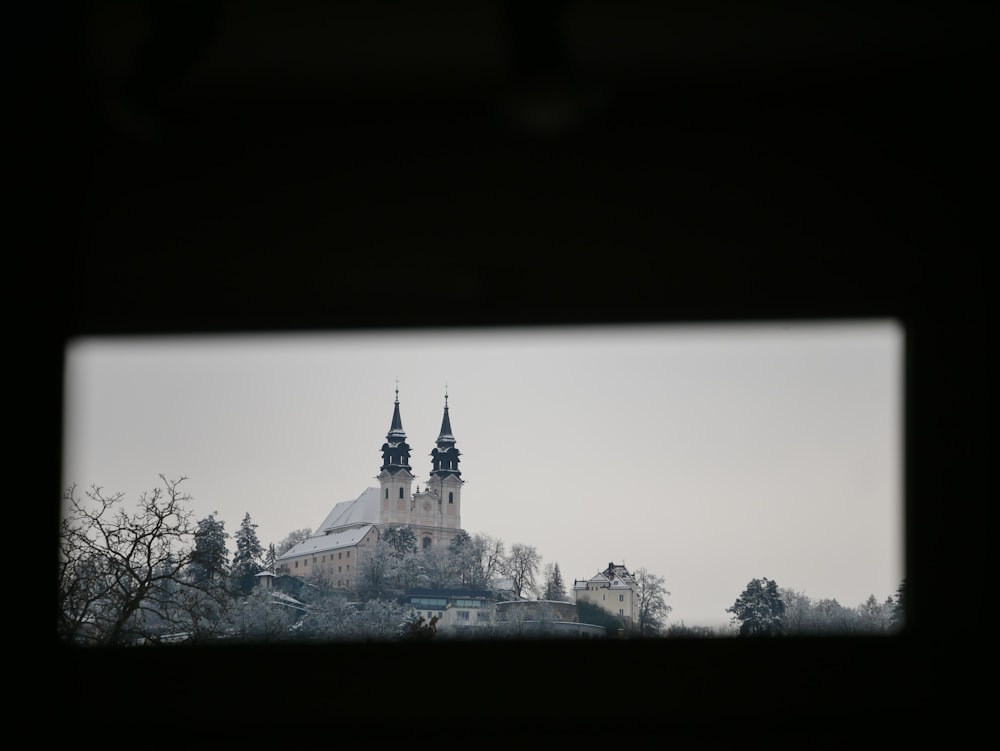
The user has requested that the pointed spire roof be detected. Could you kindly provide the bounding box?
[387,380,406,442]
[430,385,461,479]
[381,381,412,474]
[436,387,454,444]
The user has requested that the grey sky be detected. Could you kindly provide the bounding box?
[62,320,903,629]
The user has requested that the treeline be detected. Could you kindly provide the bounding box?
[57,476,600,645]
[725,577,905,636]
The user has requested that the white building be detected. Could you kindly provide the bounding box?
[274,388,465,590]
[573,562,639,627]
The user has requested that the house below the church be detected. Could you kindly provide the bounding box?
[573,562,639,627]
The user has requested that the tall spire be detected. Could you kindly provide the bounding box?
[381,381,411,473]
[430,386,460,478]
[388,378,405,440]
[437,383,455,444]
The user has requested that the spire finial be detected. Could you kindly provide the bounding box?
[444,380,449,407]
[394,376,399,403]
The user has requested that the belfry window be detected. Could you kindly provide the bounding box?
[385,488,389,499]
[448,492,454,503]
[399,487,404,499]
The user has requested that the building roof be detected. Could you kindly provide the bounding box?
[437,394,455,444]
[278,521,375,559]
[573,564,637,590]
[387,390,406,441]
[406,587,494,599]
[315,487,381,533]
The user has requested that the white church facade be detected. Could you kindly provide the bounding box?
[274,388,465,590]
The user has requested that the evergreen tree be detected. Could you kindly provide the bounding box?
[448,529,472,555]
[189,513,229,584]
[232,512,265,591]
[727,577,786,636]
[890,579,906,632]
[264,543,277,572]
[575,600,624,636]
[448,529,474,587]
[542,562,567,600]
[381,526,417,558]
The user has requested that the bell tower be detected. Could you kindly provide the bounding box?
[427,387,463,530]
[378,383,414,523]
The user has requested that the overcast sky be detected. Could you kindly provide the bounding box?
[61,320,902,629]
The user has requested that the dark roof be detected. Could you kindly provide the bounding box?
[406,587,493,599]
[387,395,406,439]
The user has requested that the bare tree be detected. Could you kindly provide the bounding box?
[58,476,229,645]
[470,534,506,591]
[274,528,312,557]
[503,542,541,600]
[634,567,672,637]
[355,539,397,600]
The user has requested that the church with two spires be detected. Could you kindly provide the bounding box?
[273,388,464,590]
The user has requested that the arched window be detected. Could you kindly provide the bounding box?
[448,492,454,503]
[385,488,389,499]
[422,536,431,550]
[399,487,404,499]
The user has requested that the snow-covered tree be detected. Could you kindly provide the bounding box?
[542,562,567,600]
[779,588,820,634]
[420,543,460,589]
[274,528,312,557]
[470,534,506,591]
[448,529,475,587]
[634,566,672,636]
[356,540,397,600]
[189,512,230,584]
[663,621,715,638]
[295,588,413,641]
[381,526,417,558]
[232,512,265,591]
[453,532,506,591]
[58,476,228,646]
[230,587,297,642]
[727,577,785,636]
[890,579,906,632]
[857,593,893,633]
[781,588,895,635]
[813,597,860,633]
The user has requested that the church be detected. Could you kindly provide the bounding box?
[273,387,465,590]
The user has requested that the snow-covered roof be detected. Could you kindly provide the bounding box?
[269,591,306,609]
[574,571,636,589]
[278,523,375,559]
[315,487,381,532]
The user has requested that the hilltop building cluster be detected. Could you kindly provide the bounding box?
[263,387,639,635]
